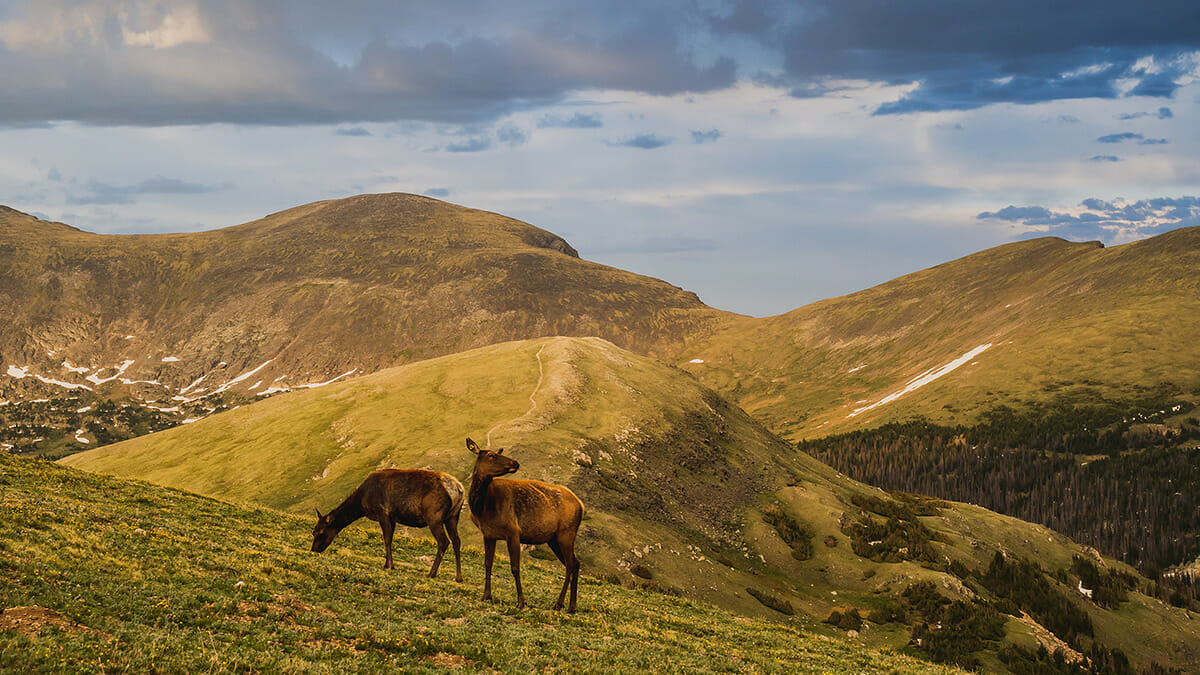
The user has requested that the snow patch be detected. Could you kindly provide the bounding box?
[689,358,705,364]
[179,374,207,395]
[1077,580,1093,599]
[161,356,180,362]
[174,360,273,403]
[87,360,136,385]
[74,429,90,444]
[62,361,90,374]
[848,365,865,373]
[848,343,994,418]
[120,378,163,387]
[296,369,358,389]
[8,364,94,391]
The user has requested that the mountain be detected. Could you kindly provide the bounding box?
[9,194,1200,669]
[679,230,1200,439]
[1,195,728,455]
[62,337,1200,672]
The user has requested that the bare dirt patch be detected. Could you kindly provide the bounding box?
[423,652,469,669]
[1,605,110,640]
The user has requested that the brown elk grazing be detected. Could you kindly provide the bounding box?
[465,437,585,612]
[311,469,465,581]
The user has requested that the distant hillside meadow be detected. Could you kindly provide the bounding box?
[4,194,1200,672]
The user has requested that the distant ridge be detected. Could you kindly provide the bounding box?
[681,228,1200,438]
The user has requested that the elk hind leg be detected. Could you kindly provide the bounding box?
[550,535,580,612]
[427,520,450,578]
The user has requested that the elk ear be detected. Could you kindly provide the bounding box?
[315,508,324,520]
[466,438,481,454]
[496,447,505,455]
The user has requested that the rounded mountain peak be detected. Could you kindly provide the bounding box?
[229,193,579,258]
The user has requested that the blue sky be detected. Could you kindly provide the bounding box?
[1,1,1197,316]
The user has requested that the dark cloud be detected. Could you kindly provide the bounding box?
[769,0,1200,114]
[610,133,672,149]
[1098,132,1144,143]
[1089,155,1122,162]
[1139,137,1169,145]
[335,126,372,136]
[65,177,226,205]
[537,112,604,128]
[424,188,451,197]
[690,129,722,144]
[978,196,1200,241]
[976,205,1053,221]
[1,0,1195,127]
[1117,106,1175,120]
[0,1,735,127]
[496,123,528,147]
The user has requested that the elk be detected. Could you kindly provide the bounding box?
[465,437,584,612]
[311,469,464,581]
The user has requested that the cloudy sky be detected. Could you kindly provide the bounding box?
[1,1,1198,316]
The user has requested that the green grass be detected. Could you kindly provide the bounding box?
[0,453,957,674]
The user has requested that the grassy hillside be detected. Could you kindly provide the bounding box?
[1,452,958,674]
[60,337,1200,671]
[681,229,1200,439]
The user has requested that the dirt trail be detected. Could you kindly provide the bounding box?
[486,343,547,448]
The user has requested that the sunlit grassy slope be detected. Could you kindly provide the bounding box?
[681,228,1200,439]
[1,452,960,674]
[60,337,1200,670]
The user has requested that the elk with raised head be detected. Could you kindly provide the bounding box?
[465,437,584,612]
[311,468,465,581]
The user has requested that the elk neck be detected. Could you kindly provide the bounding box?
[326,487,367,531]
[468,470,497,516]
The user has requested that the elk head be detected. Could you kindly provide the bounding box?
[466,437,520,478]
[311,509,337,553]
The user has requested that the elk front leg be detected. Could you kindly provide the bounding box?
[507,535,525,609]
[380,518,395,569]
[482,538,496,602]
